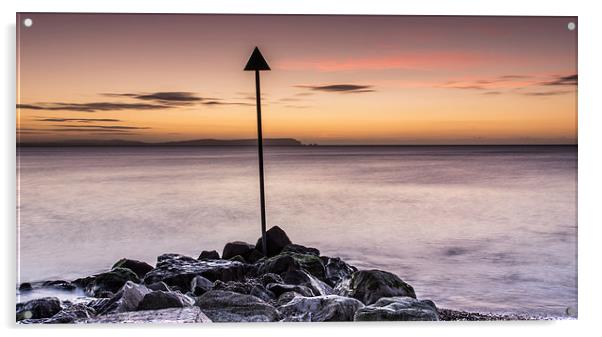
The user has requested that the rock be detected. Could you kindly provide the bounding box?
[195,290,280,322]
[198,250,220,260]
[19,283,32,291]
[276,291,302,306]
[259,273,283,286]
[222,241,255,260]
[16,297,61,321]
[79,307,212,323]
[87,298,111,313]
[282,243,320,256]
[143,254,246,292]
[112,258,154,278]
[147,281,171,292]
[250,285,276,302]
[337,270,416,305]
[95,281,151,315]
[95,291,115,298]
[43,303,96,323]
[246,249,265,264]
[212,280,256,294]
[279,295,364,322]
[283,270,333,296]
[255,226,292,257]
[190,275,213,296]
[137,291,194,310]
[257,254,300,275]
[266,283,314,297]
[78,267,140,297]
[324,257,357,287]
[354,297,438,321]
[229,255,246,263]
[42,280,77,291]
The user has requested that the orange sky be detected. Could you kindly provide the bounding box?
[17,14,577,145]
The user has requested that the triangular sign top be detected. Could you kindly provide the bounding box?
[244,47,271,71]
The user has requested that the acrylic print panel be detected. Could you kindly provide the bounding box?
[16,13,577,323]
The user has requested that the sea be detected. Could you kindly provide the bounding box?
[16,145,577,317]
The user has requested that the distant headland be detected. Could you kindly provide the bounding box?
[17,138,306,147]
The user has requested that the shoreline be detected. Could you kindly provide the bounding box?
[16,226,572,323]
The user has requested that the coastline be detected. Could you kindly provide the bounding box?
[16,226,569,323]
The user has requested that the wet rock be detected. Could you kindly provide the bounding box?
[337,270,416,305]
[246,249,265,264]
[143,254,246,292]
[137,291,194,310]
[18,283,32,291]
[229,255,246,263]
[266,283,314,297]
[222,241,255,260]
[283,270,333,296]
[276,291,302,306]
[96,281,151,315]
[42,280,77,291]
[16,297,61,321]
[282,243,320,256]
[95,290,115,298]
[279,295,364,322]
[147,281,171,292]
[77,267,140,297]
[255,226,292,257]
[80,307,212,323]
[112,258,154,278]
[198,250,220,260]
[250,285,276,302]
[324,257,357,287]
[87,298,111,313]
[190,275,213,296]
[257,254,300,275]
[354,297,438,321]
[196,290,281,322]
[212,280,257,294]
[259,273,283,287]
[44,303,96,324]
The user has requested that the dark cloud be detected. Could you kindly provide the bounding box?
[202,100,254,106]
[523,90,573,97]
[17,102,169,112]
[36,117,122,123]
[296,84,375,93]
[482,91,502,95]
[542,74,578,86]
[498,75,532,80]
[54,125,150,130]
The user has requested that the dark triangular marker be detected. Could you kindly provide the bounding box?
[244,47,271,71]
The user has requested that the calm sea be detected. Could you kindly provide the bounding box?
[16,146,577,317]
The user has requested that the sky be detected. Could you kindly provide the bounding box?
[16,14,577,145]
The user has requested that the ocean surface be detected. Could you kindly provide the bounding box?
[16,146,577,317]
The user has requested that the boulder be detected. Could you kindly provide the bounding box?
[283,270,333,296]
[79,307,212,323]
[222,241,255,260]
[137,291,194,310]
[255,226,292,257]
[324,257,357,287]
[246,249,265,264]
[95,281,151,315]
[16,297,61,321]
[77,267,140,297]
[259,273,283,286]
[190,275,213,296]
[212,280,256,294]
[143,254,246,292]
[229,255,246,263]
[112,258,154,278]
[266,283,314,297]
[18,283,32,291]
[354,297,438,321]
[250,285,276,302]
[282,243,320,256]
[257,254,300,275]
[276,291,302,306]
[198,250,220,260]
[337,270,416,305]
[195,290,280,322]
[43,303,96,324]
[147,281,171,292]
[279,295,365,322]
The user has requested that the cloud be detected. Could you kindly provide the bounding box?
[105,92,203,104]
[53,125,150,130]
[541,74,578,86]
[36,117,122,123]
[201,100,254,106]
[482,91,502,95]
[17,102,170,112]
[522,90,573,97]
[296,84,375,93]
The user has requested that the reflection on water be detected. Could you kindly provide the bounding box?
[17,146,577,316]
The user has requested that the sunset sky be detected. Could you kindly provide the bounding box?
[17,14,577,145]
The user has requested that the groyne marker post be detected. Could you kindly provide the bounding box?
[244,47,271,256]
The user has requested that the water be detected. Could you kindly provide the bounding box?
[16,146,577,317]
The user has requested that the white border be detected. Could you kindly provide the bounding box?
[2,0,600,336]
